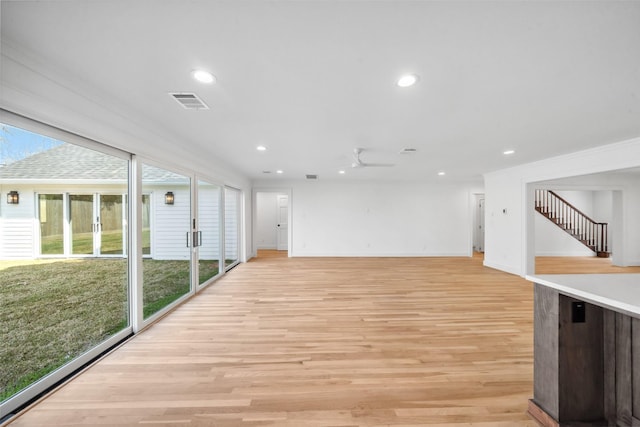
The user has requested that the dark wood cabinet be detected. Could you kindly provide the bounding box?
[530,283,640,427]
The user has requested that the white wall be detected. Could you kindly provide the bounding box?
[256,192,278,249]
[484,136,640,276]
[253,179,481,257]
[0,184,36,258]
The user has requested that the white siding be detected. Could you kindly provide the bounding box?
[0,187,35,258]
[151,187,191,260]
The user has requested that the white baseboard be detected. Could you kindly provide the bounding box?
[535,251,595,257]
[290,251,470,257]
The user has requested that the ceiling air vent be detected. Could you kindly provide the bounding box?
[400,148,417,154]
[305,174,318,180]
[169,92,209,110]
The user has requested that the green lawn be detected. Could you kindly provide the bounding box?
[0,258,219,402]
[40,229,151,255]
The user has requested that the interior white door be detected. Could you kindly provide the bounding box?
[276,195,288,251]
[477,197,485,252]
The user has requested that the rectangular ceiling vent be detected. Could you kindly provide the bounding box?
[305,174,318,180]
[400,148,417,154]
[169,92,209,110]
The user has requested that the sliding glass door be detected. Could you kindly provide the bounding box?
[196,180,222,287]
[0,115,240,417]
[0,123,130,410]
[141,164,192,319]
[224,187,241,270]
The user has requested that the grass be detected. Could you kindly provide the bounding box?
[40,229,151,255]
[0,258,219,402]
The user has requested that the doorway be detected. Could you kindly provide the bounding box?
[254,189,291,257]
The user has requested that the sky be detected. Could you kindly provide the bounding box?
[0,123,63,166]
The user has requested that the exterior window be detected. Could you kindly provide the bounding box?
[0,124,129,405]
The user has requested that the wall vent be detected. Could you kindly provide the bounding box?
[305,174,318,180]
[169,93,209,110]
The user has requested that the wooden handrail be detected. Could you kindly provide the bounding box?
[547,190,601,225]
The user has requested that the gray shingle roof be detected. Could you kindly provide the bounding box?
[0,144,188,183]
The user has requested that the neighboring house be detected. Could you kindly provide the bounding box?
[0,143,224,261]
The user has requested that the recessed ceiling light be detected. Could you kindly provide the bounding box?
[262,170,271,174]
[276,170,283,174]
[438,171,446,176]
[338,170,346,174]
[192,69,215,84]
[397,74,419,88]
[503,150,515,155]
[256,145,267,151]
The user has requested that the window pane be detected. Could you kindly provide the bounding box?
[142,164,191,319]
[224,187,241,268]
[100,195,124,255]
[198,180,221,286]
[39,194,64,255]
[70,194,94,255]
[0,124,129,404]
[142,194,151,255]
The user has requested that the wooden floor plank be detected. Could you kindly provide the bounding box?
[8,254,634,426]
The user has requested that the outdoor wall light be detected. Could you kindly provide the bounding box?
[164,192,174,205]
[7,191,19,205]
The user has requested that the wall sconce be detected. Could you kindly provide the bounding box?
[164,191,174,205]
[7,191,19,205]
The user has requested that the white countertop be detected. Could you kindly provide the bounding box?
[526,273,640,318]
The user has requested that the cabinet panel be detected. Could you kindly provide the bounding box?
[633,318,640,418]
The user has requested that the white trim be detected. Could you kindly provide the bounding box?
[292,251,470,257]
[130,156,143,333]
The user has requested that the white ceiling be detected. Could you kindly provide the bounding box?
[1,1,639,182]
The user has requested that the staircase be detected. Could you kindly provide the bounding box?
[535,189,610,258]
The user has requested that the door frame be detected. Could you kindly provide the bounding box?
[252,187,292,258]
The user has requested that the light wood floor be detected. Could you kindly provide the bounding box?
[8,254,637,426]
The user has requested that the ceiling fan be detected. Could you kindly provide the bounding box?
[351,148,395,168]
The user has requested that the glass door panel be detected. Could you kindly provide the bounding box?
[70,194,95,255]
[142,164,191,319]
[0,123,129,412]
[38,194,64,255]
[197,180,221,287]
[99,194,124,255]
[224,187,241,269]
[142,194,151,256]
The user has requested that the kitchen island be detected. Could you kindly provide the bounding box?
[526,273,640,427]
